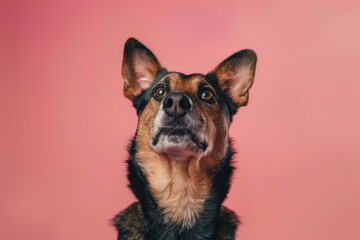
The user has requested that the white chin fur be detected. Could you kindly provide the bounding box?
[151,135,201,161]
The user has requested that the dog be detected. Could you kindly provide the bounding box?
[113,38,257,240]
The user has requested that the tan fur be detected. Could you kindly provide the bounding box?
[117,39,257,239]
[114,202,240,240]
[113,202,146,240]
[134,73,230,227]
[213,56,256,107]
[122,52,162,100]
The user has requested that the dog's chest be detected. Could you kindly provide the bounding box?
[140,157,211,226]
[113,202,239,240]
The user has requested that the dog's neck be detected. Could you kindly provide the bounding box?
[127,139,235,239]
[137,150,211,227]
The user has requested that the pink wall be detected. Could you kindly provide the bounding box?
[1,1,360,239]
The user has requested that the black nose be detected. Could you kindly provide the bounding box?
[163,92,192,119]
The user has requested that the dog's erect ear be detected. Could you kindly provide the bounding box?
[212,50,257,107]
[122,38,162,100]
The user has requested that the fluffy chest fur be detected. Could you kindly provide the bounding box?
[114,202,239,240]
[114,139,237,240]
[138,154,211,227]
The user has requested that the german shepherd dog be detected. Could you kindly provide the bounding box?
[113,38,257,240]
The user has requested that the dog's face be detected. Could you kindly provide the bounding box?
[122,38,256,167]
[139,72,227,163]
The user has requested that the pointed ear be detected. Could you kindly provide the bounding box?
[212,49,257,107]
[122,38,162,101]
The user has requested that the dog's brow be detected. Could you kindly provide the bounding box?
[198,78,214,89]
[158,72,180,82]
[154,74,177,90]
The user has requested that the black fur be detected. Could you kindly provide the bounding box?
[114,72,241,240]
[204,73,238,122]
[132,69,168,114]
[116,48,249,239]
[132,70,238,122]
[117,138,238,240]
[114,38,257,240]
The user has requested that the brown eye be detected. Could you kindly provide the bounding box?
[200,89,214,102]
[153,85,167,100]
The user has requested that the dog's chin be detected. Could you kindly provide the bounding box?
[151,135,205,161]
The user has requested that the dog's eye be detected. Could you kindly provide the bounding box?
[153,85,167,100]
[200,88,215,102]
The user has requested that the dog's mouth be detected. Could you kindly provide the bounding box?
[151,127,208,160]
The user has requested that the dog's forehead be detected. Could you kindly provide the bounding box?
[159,72,206,91]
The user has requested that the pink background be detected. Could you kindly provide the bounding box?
[1,0,360,239]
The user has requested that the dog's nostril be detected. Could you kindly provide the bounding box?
[180,98,192,110]
[164,98,173,108]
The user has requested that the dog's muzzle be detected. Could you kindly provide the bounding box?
[150,92,208,160]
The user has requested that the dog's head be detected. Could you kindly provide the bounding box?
[122,38,256,167]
